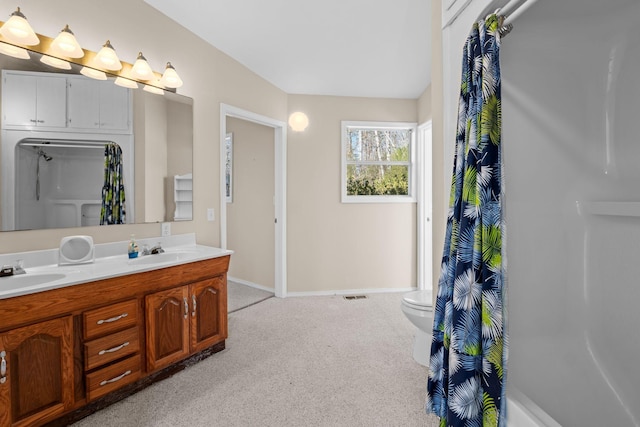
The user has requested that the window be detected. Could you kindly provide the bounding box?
[341,121,417,203]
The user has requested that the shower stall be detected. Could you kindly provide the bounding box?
[442,0,639,425]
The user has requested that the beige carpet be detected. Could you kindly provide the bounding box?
[227,280,274,312]
[73,292,439,426]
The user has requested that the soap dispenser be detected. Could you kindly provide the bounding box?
[128,234,139,259]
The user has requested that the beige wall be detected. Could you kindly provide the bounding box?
[287,95,418,293]
[0,0,288,253]
[226,118,275,289]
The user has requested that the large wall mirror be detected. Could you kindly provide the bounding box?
[0,50,193,232]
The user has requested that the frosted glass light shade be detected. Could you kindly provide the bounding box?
[0,42,29,59]
[288,112,309,132]
[114,77,139,89]
[94,40,122,71]
[143,84,164,95]
[50,25,84,58]
[80,67,107,80]
[160,62,183,88]
[130,52,153,80]
[40,55,71,70]
[0,8,39,46]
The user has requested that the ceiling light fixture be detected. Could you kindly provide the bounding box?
[50,24,84,58]
[40,54,71,70]
[160,62,183,88]
[93,40,122,71]
[0,41,30,59]
[130,52,153,80]
[288,112,309,132]
[0,7,39,46]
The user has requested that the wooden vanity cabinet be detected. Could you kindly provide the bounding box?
[0,316,74,427]
[146,275,227,372]
[0,255,230,426]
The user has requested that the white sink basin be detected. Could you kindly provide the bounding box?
[0,273,66,288]
[128,252,196,266]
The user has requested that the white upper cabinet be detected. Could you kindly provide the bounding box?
[2,72,67,129]
[2,70,131,133]
[68,77,130,132]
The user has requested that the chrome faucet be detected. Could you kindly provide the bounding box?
[142,243,164,255]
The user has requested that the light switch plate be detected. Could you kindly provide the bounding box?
[161,222,171,236]
[207,208,215,221]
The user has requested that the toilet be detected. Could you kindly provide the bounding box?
[401,290,434,366]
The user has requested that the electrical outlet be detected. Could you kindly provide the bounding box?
[207,208,215,221]
[161,222,171,236]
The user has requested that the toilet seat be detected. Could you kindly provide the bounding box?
[402,290,433,310]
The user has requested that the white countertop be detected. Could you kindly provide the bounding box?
[0,234,232,300]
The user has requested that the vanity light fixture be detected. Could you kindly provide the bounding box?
[93,40,122,71]
[40,54,71,70]
[0,7,39,46]
[160,62,183,88]
[0,41,29,59]
[114,76,139,89]
[288,112,309,132]
[143,84,164,95]
[49,24,84,58]
[80,66,107,80]
[130,52,153,80]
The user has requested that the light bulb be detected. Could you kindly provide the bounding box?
[94,40,122,71]
[160,62,183,88]
[130,52,153,80]
[50,25,84,58]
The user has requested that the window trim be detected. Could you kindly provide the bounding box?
[341,120,417,203]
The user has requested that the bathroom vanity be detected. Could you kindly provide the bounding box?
[0,237,231,426]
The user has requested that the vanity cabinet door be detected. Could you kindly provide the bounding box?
[145,286,190,372]
[190,276,227,353]
[0,316,74,427]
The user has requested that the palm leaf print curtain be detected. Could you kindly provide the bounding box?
[100,143,126,225]
[426,14,507,427]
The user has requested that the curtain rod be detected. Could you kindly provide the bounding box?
[17,138,115,150]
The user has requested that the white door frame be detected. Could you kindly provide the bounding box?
[417,121,433,291]
[220,103,287,298]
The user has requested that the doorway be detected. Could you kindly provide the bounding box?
[220,104,287,297]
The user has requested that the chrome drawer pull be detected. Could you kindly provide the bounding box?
[0,351,6,384]
[98,341,130,356]
[99,370,131,386]
[97,312,128,325]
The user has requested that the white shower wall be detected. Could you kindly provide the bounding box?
[499,0,640,425]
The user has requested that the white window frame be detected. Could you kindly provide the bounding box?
[341,120,417,203]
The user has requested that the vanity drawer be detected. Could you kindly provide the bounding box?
[84,299,138,340]
[84,327,140,371]
[86,355,141,402]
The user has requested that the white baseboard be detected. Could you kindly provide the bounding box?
[227,276,274,293]
[286,287,417,298]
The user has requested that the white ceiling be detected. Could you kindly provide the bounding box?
[144,0,431,99]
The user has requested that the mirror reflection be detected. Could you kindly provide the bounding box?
[0,50,193,231]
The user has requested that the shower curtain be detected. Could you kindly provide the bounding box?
[100,143,126,225]
[427,14,507,427]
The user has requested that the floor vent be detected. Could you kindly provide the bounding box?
[343,295,367,300]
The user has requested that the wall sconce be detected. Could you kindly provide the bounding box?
[49,25,84,58]
[0,7,184,93]
[288,112,309,132]
[0,7,39,46]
